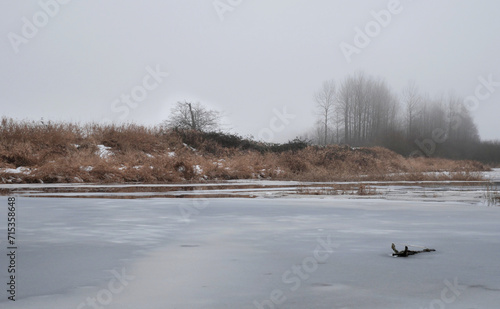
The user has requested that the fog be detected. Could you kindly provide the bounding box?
[1,0,499,142]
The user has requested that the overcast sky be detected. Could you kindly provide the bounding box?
[1,0,499,142]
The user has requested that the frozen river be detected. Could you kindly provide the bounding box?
[1,195,499,308]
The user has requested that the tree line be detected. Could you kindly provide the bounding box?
[304,72,499,163]
[162,73,499,164]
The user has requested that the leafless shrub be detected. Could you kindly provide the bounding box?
[357,184,377,195]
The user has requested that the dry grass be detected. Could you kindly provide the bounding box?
[295,184,377,196]
[0,118,489,184]
[484,183,500,206]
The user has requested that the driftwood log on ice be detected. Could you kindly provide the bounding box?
[391,243,435,257]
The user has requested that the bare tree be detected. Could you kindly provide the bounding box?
[336,73,400,146]
[446,93,479,143]
[402,80,421,139]
[337,75,355,144]
[305,73,483,159]
[165,101,221,132]
[314,80,337,145]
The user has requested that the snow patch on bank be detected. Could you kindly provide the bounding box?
[81,166,93,172]
[96,145,113,158]
[193,165,203,175]
[0,167,31,174]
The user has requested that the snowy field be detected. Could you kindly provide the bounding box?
[1,190,499,308]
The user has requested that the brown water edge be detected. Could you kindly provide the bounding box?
[0,181,489,199]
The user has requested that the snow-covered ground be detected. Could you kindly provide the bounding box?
[0,194,499,308]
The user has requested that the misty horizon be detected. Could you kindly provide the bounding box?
[1,0,499,142]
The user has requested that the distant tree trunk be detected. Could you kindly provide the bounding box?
[336,112,340,144]
[324,114,328,145]
[187,102,196,130]
[402,80,421,139]
[344,98,350,144]
[314,80,336,145]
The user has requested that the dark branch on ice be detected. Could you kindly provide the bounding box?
[391,243,435,257]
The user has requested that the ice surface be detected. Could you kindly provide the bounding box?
[0,196,499,309]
